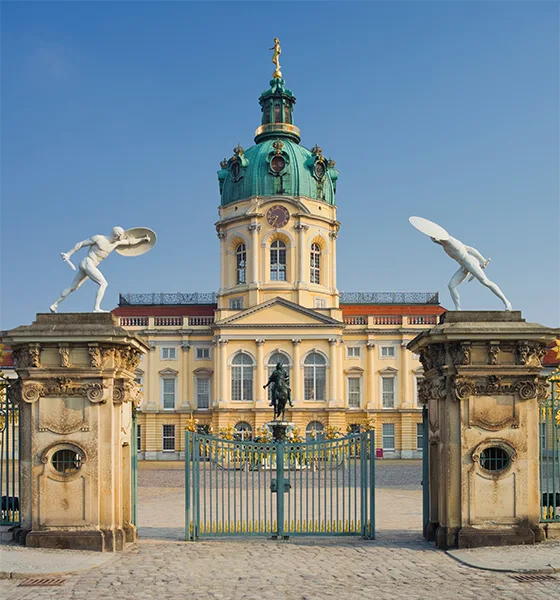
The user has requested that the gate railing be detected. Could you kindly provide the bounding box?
[540,369,560,522]
[185,431,375,540]
[0,377,20,526]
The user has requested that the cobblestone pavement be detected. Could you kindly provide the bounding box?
[1,537,559,600]
[1,463,557,599]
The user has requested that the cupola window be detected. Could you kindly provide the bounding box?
[270,239,287,281]
[236,243,247,284]
[274,104,282,123]
[310,243,321,284]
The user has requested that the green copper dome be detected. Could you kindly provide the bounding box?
[218,78,339,206]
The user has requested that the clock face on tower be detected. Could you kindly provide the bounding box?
[266,205,290,229]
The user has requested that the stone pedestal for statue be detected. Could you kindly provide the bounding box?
[6,313,149,552]
[408,311,558,549]
[267,421,292,442]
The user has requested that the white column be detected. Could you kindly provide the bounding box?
[248,223,260,284]
[255,339,266,406]
[218,231,227,293]
[367,342,376,410]
[328,338,341,407]
[218,339,228,408]
[180,343,191,410]
[295,223,309,284]
[400,340,410,408]
[329,231,338,295]
[145,343,158,411]
[292,338,301,403]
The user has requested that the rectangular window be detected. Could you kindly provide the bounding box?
[381,346,395,358]
[162,424,176,451]
[196,378,210,409]
[162,378,176,410]
[347,347,361,359]
[348,377,361,408]
[161,347,177,360]
[195,347,210,360]
[229,297,243,310]
[382,377,395,408]
[382,423,395,450]
[137,424,142,451]
[417,422,423,450]
[314,297,326,309]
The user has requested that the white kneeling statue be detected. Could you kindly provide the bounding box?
[409,216,512,311]
[50,226,156,313]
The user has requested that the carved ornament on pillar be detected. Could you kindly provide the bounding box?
[419,344,445,372]
[294,223,309,232]
[328,338,338,346]
[256,339,265,346]
[181,343,191,352]
[16,378,108,403]
[58,344,71,368]
[217,231,227,240]
[88,345,103,368]
[218,338,229,346]
[248,224,261,233]
[149,343,156,352]
[366,341,375,350]
[292,338,302,346]
[114,348,142,371]
[13,344,41,368]
[488,342,500,365]
[452,375,539,401]
[516,341,546,367]
[454,342,471,366]
[113,380,141,405]
[329,231,338,240]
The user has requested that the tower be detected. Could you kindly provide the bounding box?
[215,49,340,317]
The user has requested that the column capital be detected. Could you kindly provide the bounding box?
[255,339,265,346]
[217,231,227,240]
[218,338,229,346]
[366,341,376,350]
[329,231,338,240]
[294,223,309,232]
[149,343,157,352]
[328,338,338,346]
[291,338,302,346]
[181,343,191,352]
[248,223,261,233]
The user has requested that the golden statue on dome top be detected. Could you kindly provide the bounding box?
[270,37,282,78]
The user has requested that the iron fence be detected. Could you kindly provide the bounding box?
[0,377,19,526]
[540,370,560,522]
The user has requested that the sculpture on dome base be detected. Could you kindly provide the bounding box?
[409,216,512,311]
[50,226,156,314]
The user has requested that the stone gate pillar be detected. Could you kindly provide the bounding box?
[408,311,557,549]
[6,313,149,551]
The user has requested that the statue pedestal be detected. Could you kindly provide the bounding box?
[6,313,149,552]
[267,421,292,442]
[408,311,558,549]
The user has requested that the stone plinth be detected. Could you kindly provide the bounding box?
[408,311,558,549]
[267,421,292,442]
[6,313,149,551]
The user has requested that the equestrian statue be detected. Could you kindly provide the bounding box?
[263,362,293,421]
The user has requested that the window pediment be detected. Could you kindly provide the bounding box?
[379,366,398,375]
[159,367,178,376]
[194,367,213,376]
[345,366,364,375]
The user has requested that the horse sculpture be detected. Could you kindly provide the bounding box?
[263,362,293,421]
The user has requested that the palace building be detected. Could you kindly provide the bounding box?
[113,48,446,460]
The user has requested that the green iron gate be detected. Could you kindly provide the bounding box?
[185,430,375,540]
[540,369,560,522]
[0,376,20,526]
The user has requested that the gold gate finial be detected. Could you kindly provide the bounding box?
[270,37,282,79]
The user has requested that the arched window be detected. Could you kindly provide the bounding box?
[231,353,254,402]
[310,243,321,284]
[270,239,287,281]
[236,243,246,284]
[274,103,282,123]
[306,421,324,441]
[267,352,291,404]
[304,352,326,401]
[234,422,253,441]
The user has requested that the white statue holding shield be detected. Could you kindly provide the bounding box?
[50,226,156,313]
[409,217,512,311]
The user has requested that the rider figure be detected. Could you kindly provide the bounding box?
[263,362,293,410]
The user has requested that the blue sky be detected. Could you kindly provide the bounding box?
[1,1,559,329]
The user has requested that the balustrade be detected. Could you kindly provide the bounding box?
[119,317,148,327]
[154,317,184,327]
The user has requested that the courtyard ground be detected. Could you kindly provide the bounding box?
[0,461,558,600]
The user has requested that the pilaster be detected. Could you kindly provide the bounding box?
[292,338,302,403]
[179,343,191,411]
